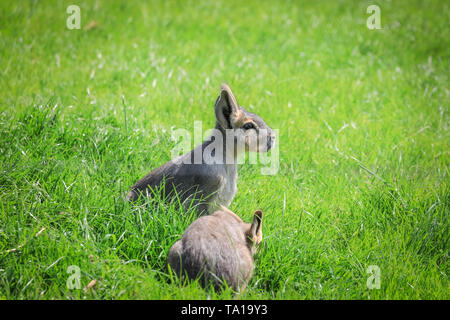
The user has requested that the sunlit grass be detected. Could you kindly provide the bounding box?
[0,0,448,299]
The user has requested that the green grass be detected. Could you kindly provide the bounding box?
[0,0,448,299]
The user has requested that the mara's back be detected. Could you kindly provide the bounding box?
[178,212,253,289]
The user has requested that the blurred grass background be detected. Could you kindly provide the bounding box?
[0,0,448,299]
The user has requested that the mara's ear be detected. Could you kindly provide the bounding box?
[214,83,240,129]
[249,210,263,240]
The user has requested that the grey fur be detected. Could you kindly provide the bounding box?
[167,207,263,291]
[128,84,275,215]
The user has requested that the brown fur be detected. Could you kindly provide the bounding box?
[167,207,263,291]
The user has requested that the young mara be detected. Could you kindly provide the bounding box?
[167,207,263,291]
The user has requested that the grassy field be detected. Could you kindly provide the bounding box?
[0,0,448,299]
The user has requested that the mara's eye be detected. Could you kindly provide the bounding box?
[243,122,255,130]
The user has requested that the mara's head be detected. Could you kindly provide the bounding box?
[246,210,263,255]
[214,84,275,153]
